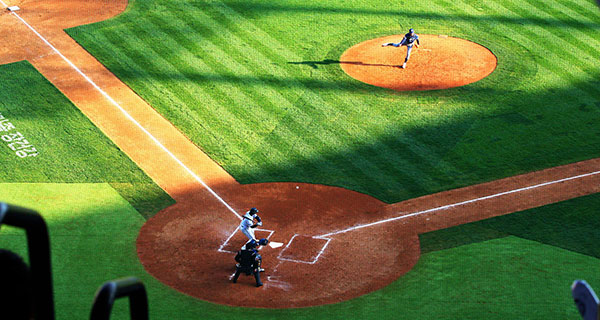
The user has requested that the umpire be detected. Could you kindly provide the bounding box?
[232,239,268,287]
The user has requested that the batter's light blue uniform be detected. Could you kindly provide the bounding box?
[239,208,261,242]
[382,29,420,68]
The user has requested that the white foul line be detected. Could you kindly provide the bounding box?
[217,227,240,253]
[1,4,241,220]
[318,170,600,238]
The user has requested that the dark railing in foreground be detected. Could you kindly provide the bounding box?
[0,203,54,320]
[90,277,149,320]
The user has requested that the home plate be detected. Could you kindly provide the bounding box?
[269,241,283,249]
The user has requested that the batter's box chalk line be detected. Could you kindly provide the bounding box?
[217,228,275,254]
[276,234,332,265]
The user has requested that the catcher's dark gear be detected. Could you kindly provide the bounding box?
[232,249,262,287]
[245,240,257,249]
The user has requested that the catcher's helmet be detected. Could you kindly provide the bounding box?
[249,207,259,214]
[258,238,269,246]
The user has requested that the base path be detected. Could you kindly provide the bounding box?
[1,0,599,308]
[0,0,236,201]
[340,35,497,91]
[137,160,600,307]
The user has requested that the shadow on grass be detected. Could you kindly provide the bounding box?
[219,1,600,31]
[80,60,600,204]
[419,192,600,259]
[105,62,600,104]
[288,59,397,69]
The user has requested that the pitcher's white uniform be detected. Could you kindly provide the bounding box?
[239,208,261,242]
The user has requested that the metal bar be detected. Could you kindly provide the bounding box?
[90,277,149,320]
[0,203,54,320]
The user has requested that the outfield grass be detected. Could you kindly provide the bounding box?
[1,184,597,319]
[420,192,600,259]
[0,61,173,218]
[1,0,597,318]
[67,0,600,203]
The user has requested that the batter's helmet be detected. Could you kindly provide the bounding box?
[249,208,259,214]
[409,28,415,34]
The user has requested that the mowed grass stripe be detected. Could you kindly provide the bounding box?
[197,1,441,194]
[501,0,600,71]
[206,1,302,66]
[482,0,600,96]
[437,0,600,146]
[428,0,589,103]
[136,13,287,139]
[554,0,600,15]
[484,0,600,67]
[120,15,301,179]
[488,0,599,73]
[205,0,465,175]
[211,0,469,193]
[78,27,237,143]
[140,10,366,183]
[158,4,415,191]
[521,0,600,43]
[195,0,455,192]
[519,0,600,70]
[93,26,262,172]
[185,1,311,92]
[527,0,600,40]
[444,0,600,99]
[95,27,239,135]
[141,9,357,182]
[163,0,456,192]
[137,11,376,185]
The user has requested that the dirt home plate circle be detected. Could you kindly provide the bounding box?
[137,35,498,308]
[341,35,498,91]
[137,182,421,308]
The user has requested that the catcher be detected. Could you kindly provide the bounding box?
[232,238,269,287]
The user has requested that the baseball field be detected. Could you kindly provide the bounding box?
[1,0,599,318]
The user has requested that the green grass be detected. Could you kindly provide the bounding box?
[1,184,598,319]
[66,0,600,203]
[0,61,173,219]
[0,183,185,319]
[1,0,598,318]
[420,192,600,258]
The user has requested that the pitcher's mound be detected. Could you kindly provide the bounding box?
[340,35,497,91]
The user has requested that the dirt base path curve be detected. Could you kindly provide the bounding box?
[1,0,598,308]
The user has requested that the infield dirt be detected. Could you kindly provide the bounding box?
[340,35,498,91]
[1,0,599,308]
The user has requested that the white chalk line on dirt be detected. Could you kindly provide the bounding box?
[277,234,332,264]
[1,5,241,221]
[218,228,275,253]
[318,170,600,238]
